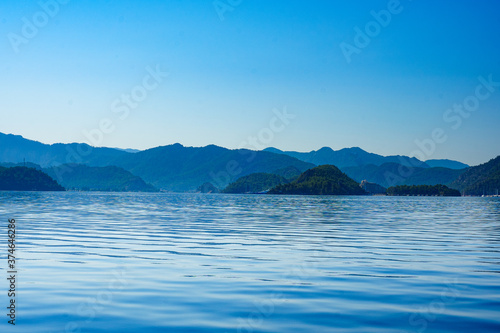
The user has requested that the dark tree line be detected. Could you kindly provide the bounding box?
[0,166,65,191]
[386,184,460,196]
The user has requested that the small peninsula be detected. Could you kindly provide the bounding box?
[0,166,65,191]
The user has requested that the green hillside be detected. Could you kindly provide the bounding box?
[44,164,158,192]
[387,184,461,197]
[0,166,65,191]
[271,166,303,181]
[110,144,314,191]
[223,173,288,194]
[449,156,500,195]
[425,159,469,169]
[342,163,466,188]
[402,167,466,186]
[268,165,366,195]
[265,146,427,168]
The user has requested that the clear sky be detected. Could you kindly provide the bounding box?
[1,0,499,165]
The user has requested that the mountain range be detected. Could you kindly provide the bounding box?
[44,164,158,192]
[264,147,468,169]
[0,133,314,191]
[341,163,466,188]
[449,156,500,195]
[222,173,288,194]
[0,133,127,167]
[1,132,497,195]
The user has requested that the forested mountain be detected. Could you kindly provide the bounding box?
[108,144,314,191]
[424,159,469,169]
[0,133,128,167]
[268,165,366,195]
[271,165,303,181]
[2,132,496,194]
[449,156,500,195]
[223,173,288,194]
[1,162,42,170]
[264,146,429,168]
[0,133,314,192]
[342,163,466,188]
[0,166,65,191]
[43,164,158,192]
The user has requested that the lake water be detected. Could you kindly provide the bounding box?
[0,192,499,333]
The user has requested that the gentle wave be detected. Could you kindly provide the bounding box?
[0,192,499,332]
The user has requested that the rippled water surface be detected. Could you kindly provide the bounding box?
[0,192,499,332]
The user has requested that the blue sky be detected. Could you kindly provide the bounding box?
[0,0,499,165]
